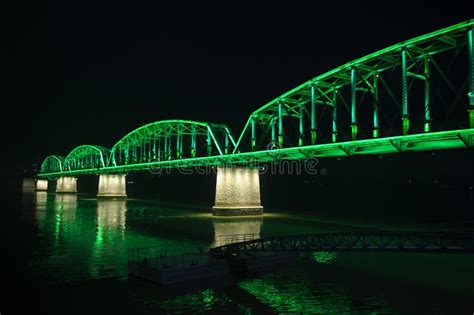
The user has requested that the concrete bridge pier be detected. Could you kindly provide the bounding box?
[56,176,77,193]
[213,167,263,216]
[97,174,127,198]
[35,179,48,191]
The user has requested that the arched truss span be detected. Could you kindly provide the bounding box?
[234,19,474,153]
[40,155,65,173]
[109,119,236,166]
[64,145,110,171]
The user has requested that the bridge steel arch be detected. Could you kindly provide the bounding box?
[40,155,65,174]
[234,19,474,153]
[109,119,236,167]
[63,145,110,171]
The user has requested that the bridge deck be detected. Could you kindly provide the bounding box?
[38,128,474,178]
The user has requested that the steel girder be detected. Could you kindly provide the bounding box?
[40,155,65,173]
[109,120,236,166]
[38,128,474,178]
[63,145,110,171]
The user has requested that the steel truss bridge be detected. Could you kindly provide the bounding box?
[39,20,474,178]
[209,230,474,256]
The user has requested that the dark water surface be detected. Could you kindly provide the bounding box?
[3,186,474,314]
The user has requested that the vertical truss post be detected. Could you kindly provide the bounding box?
[191,125,197,158]
[401,48,410,135]
[271,119,276,143]
[125,146,129,164]
[251,118,256,151]
[332,90,338,143]
[299,104,304,146]
[207,129,212,156]
[153,138,157,160]
[225,130,230,154]
[310,83,317,144]
[164,137,168,160]
[168,135,172,159]
[176,126,181,159]
[157,138,161,161]
[148,141,151,162]
[351,67,357,140]
[373,74,379,138]
[278,101,283,146]
[424,55,431,132]
[468,28,474,127]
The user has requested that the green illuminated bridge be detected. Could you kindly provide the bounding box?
[37,20,474,215]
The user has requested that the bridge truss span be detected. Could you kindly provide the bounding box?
[64,145,110,171]
[234,20,474,153]
[40,155,65,174]
[109,120,236,167]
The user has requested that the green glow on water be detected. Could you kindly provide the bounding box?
[54,209,61,246]
[239,274,353,314]
[312,251,337,264]
[160,289,229,313]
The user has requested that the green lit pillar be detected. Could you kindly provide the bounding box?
[251,118,256,151]
[191,126,197,157]
[468,28,474,127]
[351,67,357,140]
[278,101,283,146]
[299,104,304,146]
[424,55,431,132]
[373,74,379,138]
[401,48,410,135]
[310,83,317,144]
[332,90,338,143]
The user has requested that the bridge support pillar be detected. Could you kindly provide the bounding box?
[97,174,127,198]
[213,167,263,216]
[56,176,77,193]
[36,179,48,191]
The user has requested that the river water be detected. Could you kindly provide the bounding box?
[3,185,472,314]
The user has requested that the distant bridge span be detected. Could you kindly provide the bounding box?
[209,230,474,256]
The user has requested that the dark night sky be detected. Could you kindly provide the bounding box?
[5,0,473,176]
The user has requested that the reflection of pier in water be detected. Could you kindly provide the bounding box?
[212,216,263,247]
[90,200,127,278]
[96,200,127,236]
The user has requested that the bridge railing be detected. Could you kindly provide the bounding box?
[213,233,261,247]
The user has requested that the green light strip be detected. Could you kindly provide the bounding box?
[38,129,474,178]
